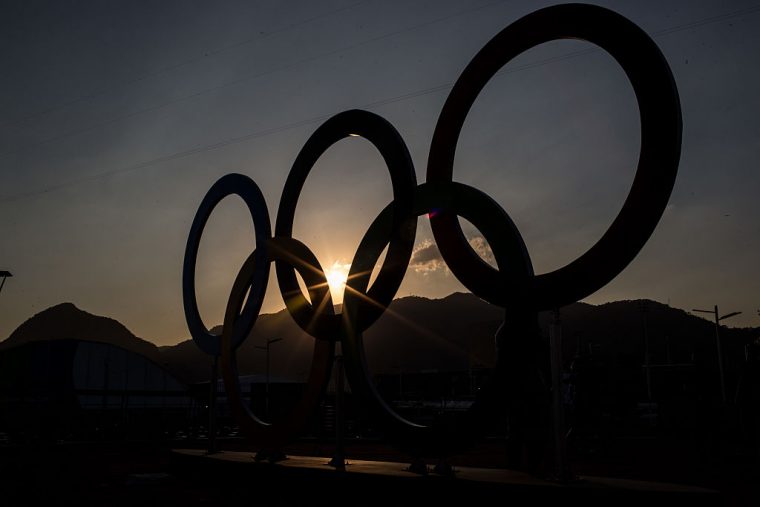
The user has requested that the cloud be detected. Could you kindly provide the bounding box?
[409,240,445,273]
[409,236,495,273]
[468,236,496,267]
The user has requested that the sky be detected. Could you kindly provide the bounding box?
[1,0,759,346]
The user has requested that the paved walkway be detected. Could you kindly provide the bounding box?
[173,448,719,505]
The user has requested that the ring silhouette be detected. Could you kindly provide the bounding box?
[428,3,681,310]
[182,3,681,454]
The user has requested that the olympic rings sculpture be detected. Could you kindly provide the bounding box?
[183,4,681,456]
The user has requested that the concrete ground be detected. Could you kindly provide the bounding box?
[0,439,753,506]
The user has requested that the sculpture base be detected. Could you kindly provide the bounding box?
[171,448,719,507]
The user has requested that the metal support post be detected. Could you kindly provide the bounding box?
[328,348,346,470]
[208,355,218,454]
[549,309,569,481]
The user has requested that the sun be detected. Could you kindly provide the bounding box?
[324,261,350,304]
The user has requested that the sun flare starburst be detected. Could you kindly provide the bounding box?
[324,261,350,304]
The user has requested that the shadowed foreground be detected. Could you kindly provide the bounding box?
[0,440,742,506]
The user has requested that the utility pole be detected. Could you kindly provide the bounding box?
[393,363,404,400]
[665,334,672,365]
[256,337,283,420]
[467,337,473,396]
[693,306,741,403]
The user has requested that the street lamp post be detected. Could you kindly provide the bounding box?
[693,306,742,403]
[639,301,652,401]
[0,271,12,295]
[256,337,283,419]
[208,355,219,454]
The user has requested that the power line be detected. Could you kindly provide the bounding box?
[1,3,758,205]
[654,3,760,36]
[0,0,370,129]
[0,112,335,204]
[11,0,756,137]
[0,0,507,160]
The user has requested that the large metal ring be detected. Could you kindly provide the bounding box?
[182,3,682,458]
[427,3,682,310]
[274,109,417,339]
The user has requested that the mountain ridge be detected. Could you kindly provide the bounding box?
[1,302,161,361]
[3,295,758,385]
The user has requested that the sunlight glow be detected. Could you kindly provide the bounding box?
[325,261,351,304]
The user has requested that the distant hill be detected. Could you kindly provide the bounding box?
[4,296,759,387]
[0,302,162,363]
[160,294,760,385]
[159,292,507,383]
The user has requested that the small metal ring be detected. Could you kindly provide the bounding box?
[220,237,335,451]
[182,173,271,356]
